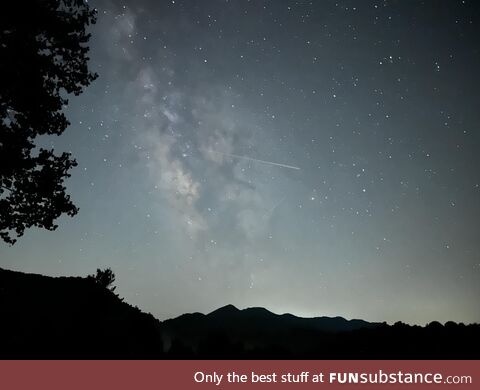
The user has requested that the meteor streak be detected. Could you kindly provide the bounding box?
[262,196,286,219]
[208,150,301,170]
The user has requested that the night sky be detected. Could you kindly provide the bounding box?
[1,0,479,325]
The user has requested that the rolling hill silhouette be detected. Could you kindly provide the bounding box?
[167,304,379,333]
[162,305,480,358]
[1,268,479,359]
[0,268,163,358]
[162,304,383,358]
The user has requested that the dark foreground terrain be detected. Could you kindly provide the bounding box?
[1,268,478,359]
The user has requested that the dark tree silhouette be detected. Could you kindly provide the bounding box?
[88,268,116,291]
[0,0,97,244]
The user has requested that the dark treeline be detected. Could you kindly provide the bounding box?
[0,268,478,359]
[166,319,480,359]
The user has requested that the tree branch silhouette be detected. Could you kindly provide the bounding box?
[0,0,97,244]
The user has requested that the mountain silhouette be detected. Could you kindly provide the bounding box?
[1,268,479,359]
[163,304,381,343]
[162,304,386,358]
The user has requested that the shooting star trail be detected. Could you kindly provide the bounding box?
[262,196,286,219]
[207,150,301,170]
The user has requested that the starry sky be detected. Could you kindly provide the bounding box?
[1,0,480,325]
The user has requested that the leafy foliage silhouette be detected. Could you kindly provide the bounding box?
[0,0,97,244]
[88,268,116,291]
